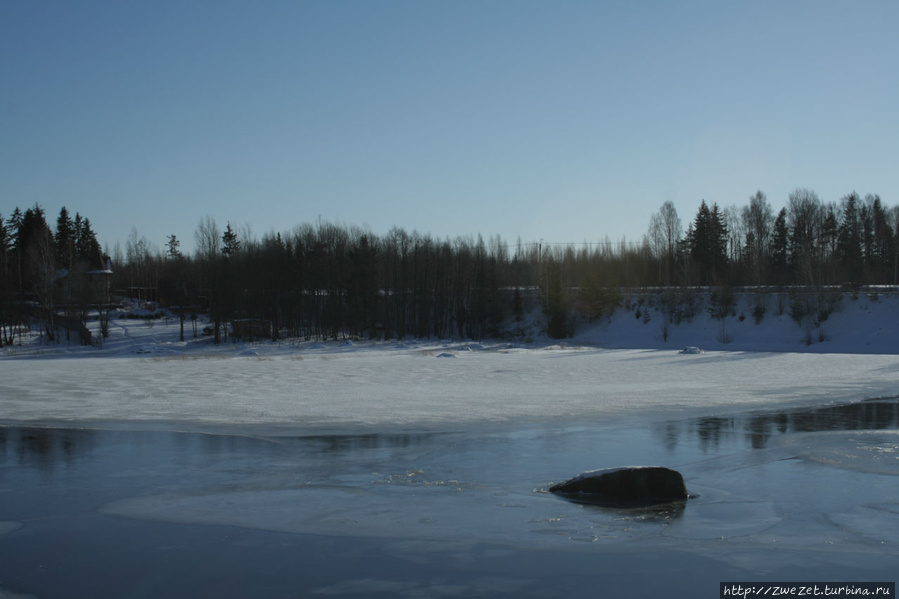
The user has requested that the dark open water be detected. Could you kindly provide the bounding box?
[1,398,898,598]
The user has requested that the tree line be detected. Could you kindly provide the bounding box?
[649,189,899,289]
[2,187,898,345]
[0,205,106,345]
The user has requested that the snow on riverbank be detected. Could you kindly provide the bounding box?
[1,292,897,430]
[574,289,899,354]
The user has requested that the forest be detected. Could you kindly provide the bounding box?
[2,188,898,345]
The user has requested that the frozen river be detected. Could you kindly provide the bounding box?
[1,397,897,598]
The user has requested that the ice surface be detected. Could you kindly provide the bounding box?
[778,430,899,475]
[2,344,898,430]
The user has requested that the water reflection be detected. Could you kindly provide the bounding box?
[583,499,688,521]
[0,427,95,471]
[299,432,444,455]
[0,425,446,473]
[658,397,899,452]
[4,398,898,472]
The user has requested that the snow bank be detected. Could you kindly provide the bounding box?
[573,290,899,354]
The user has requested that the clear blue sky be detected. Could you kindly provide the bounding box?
[2,1,897,256]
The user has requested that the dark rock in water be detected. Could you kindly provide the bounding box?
[549,466,688,507]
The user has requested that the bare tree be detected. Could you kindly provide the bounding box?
[125,227,156,300]
[741,191,773,285]
[648,201,682,285]
[194,216,222,342]
[787,188,824,285]
[723,205,744,270]
[194,216,220,262]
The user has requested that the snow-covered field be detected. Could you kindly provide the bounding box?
[1,291,897,430]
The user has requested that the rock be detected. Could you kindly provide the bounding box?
[680,346,703,354]
[549,466,688,506]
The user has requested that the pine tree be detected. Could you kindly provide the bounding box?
[222,223,240,257]
[18,205,57,339]
[76,217,101,265]
[166,234,182,260]
[689,200,728,285]
[709,203,729,276]
[868,195,895,281]
[55,207,76,270]
[7,208,23,251]
[0,214,8,261]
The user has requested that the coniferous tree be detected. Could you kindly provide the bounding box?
[166,234,182,261]
[161,233,188,340]
[7,208,23,242]
[710,203,729,279]
[688,200,728,285]
[76,217,101,265]
[219,223,247,341]
[222,223,241,257]
[54,207,78,341]
[55,207,76,271]
[17,205,57,339]
[867,195,895,282]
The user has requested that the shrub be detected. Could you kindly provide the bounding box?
[709,285,736,320]
[752,294,767,324]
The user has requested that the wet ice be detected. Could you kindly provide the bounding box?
[3,397,899,597]
[10,399,897,553]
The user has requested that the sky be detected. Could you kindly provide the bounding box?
[2,1,898,257]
